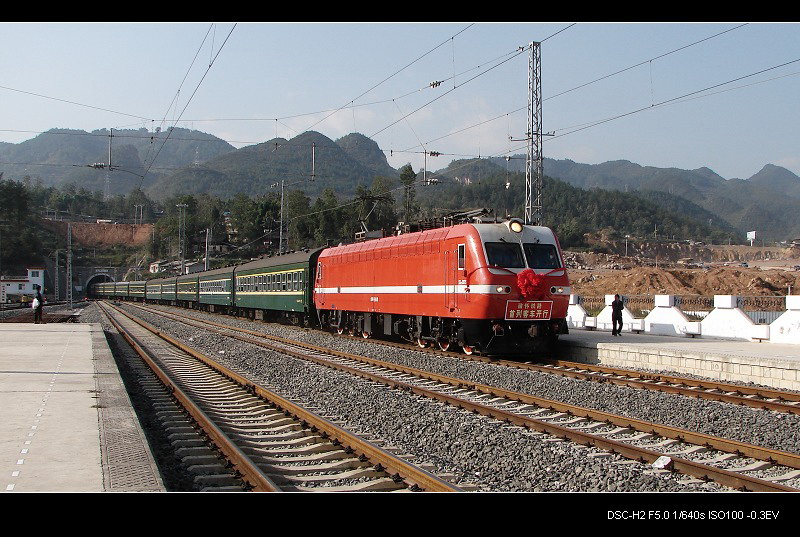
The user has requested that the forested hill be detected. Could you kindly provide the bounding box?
[0,166,740,276]
[2,127,798,242]
[144,131,398,200]
[489,156,800,241]
[416,168,738,247]
[0,127,235,195]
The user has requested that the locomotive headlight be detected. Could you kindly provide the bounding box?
[496,286,511,294]
[550,286,564,294]
[509,220,524,233]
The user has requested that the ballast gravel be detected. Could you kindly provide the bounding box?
[85,302,800,492]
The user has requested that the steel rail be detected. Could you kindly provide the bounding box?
[121,299,800,413]
[532,357,800,402]
[128,304,800,492]
[238,334,800,492]
[131,304,800,470]
[471,358,800,415]
[368,335,800,415]
[350,334,800,414]
[105,301,462,493]
[98,302,282,492]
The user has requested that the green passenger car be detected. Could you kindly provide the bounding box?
[176,273,199,305]
[161,278,177,302]
[114,281,129,298]
[146,280,162,301]
[129,280,146,300]
[198,266,235,311]
[233,249,323,324]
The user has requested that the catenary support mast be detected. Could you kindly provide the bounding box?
[525,41,543,226]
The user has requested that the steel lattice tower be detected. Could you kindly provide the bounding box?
[525,42,543,226]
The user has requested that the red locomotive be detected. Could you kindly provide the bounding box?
[314,218,570,355]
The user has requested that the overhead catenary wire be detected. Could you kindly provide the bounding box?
[3,23,794,208]
[0,23,565,166]
[138,23,237,189]
[300,24,475,136]
[396,23,749,157]
[547,56,800,142]
[140,24,220,172]
[5,54,798,183]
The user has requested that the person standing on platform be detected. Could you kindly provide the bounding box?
[611,293,624,336]
[33,285,44,324]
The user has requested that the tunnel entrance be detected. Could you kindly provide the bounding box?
[85,273,115,297]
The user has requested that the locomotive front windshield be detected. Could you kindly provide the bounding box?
[485,242,526,268]
[523,243,561,269]
[485,242,561,269]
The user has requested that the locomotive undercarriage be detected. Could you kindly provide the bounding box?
[318,308,567,356]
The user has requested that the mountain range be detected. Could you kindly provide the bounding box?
[2,127,799,241]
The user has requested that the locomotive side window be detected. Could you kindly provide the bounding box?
[457,244,466,271]
[523,243,561,269]
[485,242,525,268]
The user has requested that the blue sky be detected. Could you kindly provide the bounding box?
[1,22,798,180]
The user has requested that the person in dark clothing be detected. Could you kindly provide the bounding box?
[33,285,44,324]
[611,294,624,336]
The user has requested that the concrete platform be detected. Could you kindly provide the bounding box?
[0,323,164,492]
[559,329,800,391]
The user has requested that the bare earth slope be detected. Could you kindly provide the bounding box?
[568,248,800,297]
[41,220,154,248]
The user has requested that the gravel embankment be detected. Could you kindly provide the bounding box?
[84,302,735,492]
[125,303,800,456]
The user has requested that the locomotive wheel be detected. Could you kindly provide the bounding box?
[461,344,474,355]
[438,338,450,351]
[336,327,344,335]
[362,331,371,339]
[417,337,428,348]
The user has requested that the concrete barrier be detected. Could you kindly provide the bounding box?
[566,294,588,329]
[568,294,800,344]
[644,295,696,337]
[700,295,758,341]
[769,295,800,344]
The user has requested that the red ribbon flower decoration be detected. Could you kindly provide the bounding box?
[517,269,548,300]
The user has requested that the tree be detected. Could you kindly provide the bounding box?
[365,176,398,233]
[312,188,345,246]
[285,190,313,251]
[399,164,420,223]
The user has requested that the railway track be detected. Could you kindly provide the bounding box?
[114,299,800,415]
[119,301,800,492]
[525,359,800,414]
[340,330,800,415]
[98,301,463,492]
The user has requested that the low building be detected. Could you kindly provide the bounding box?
[149,260,167,273]
[1,267,46,303]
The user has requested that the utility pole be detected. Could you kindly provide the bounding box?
[66,223,73,309]
[104,128,113,201]
[54,250,59,301]
[272,143,316,255]
[204,228,211,271]
[0,221,8,311]
[278,180,285,255]
[176,204,188,274]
